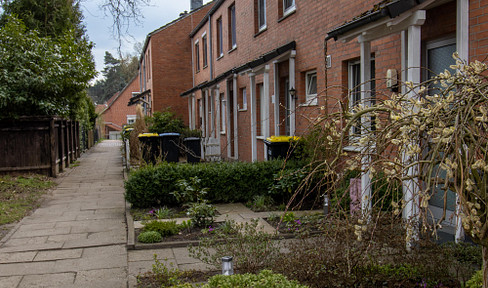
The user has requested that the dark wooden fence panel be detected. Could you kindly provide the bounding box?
[0,116,86,177]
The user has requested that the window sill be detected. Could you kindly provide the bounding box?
[220,131,226,135]
[216,54,224,61]
[238,108,247,112]
[278,8,296,23]
[256,136,265,140]
[203,65,208,69]
[343,145,362,153]
[228,46,237,54]
[299,97,318,107]
[254,27,267,38]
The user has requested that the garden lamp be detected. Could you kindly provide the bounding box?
[222,256,234,275]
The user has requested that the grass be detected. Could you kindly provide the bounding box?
[0,175,55,226]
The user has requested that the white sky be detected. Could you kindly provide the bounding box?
[81,0,212,78]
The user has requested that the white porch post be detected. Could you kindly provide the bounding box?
[289,50,296,136]
[204,89,209,139]
[249,73,257,161]
[216,87,221,144]
[359,40,372,216]
[273,61,280,136]
[226,82,232,158]
[233,74,239,159]
[455,0,469,243]
[188,95,192,129]
[263,65,271,159]
[403,23,422,245]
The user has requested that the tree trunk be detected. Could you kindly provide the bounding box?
[483,246,488,288]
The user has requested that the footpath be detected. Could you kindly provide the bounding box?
[0,140,128,288]
[0,140,318,288]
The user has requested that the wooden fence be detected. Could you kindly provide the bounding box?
[0,116,88,177]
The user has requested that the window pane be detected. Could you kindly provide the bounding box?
[284,0,294,10]
[217,18,223,55]
[259,0,266,29]
[307,73,317,95]
[231,5,236,47]
[203,36,207,67]
[243,88,247,109]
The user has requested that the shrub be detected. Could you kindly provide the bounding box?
[466,270,482,288]
[188,219,280,274]
[143,220,180,237]
[137,231,162,243]
[125,160,306,208]
[146,110,185,134]
[187,200,216,228]
[203,270,308,288]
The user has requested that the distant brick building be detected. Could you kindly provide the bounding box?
[100,75,139,139]
[129,1,214,126]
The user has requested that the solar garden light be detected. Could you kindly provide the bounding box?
[221,256,234,275]
[323,193,329,215]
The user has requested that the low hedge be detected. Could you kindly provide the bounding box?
[125,160,304,208]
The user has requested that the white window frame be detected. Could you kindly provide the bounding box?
[217,17,224,58]
[202,32,208,68]
[194,40,200,72]
[258,0,266,31]
[304,70,317,106]
[239,87,247,111]
[229,4,237,50]
[348,60,362,138]
[258,83,265,137]
[283,0,295,16]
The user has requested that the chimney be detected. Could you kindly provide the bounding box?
[191,0,203,11]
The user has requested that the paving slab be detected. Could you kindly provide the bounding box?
[0,276,22,288]
[18,273,75,288]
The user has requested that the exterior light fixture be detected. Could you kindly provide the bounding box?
[323,193,329,215]
[289,87,297,99]
[222,256,234,275]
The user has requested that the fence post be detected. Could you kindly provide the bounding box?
[49,117,56,177]
[75,121,80,158]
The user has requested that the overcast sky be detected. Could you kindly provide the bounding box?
[81,0,212,78]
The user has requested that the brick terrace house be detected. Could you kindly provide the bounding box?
[99,75,139,139]
[177,0,488,239]
[129,1,214,124]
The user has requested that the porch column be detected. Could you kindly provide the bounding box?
[233,74,239,158]
[403,23,422,245]
[263,65,271,159]
[204,89,209,139]
[273,61,280,136]
[226,82,232,159]
[289,50,296,136]
[215,86,221,143]
[456,0,469,243]
[359,40,372,217]
[249,73,257,161]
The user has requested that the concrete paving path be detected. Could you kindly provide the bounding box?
[0,140,128,288]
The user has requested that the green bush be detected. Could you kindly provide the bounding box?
[146,110,185,134]
[137,231,162,243]
[187,200,216,228]
[125,160,305,208]
[466,270,482,288]
[143,220,180,237]
[204,270,308,288]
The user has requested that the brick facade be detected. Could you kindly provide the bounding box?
[100,75,139,139]
[137,3,214,126]
[177,0,488,162]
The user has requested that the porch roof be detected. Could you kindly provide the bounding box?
[180,41,296,97]
[128,89,151,106]
[326,0,430,41]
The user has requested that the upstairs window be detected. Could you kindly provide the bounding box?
[305,71,317,105]
[257,0,266,32]
[229,4,237,50]
[217,17,223,58]
[202,34,208,67]
[283,0,295,15]
[194,40,200,72]
[239,87,247,111]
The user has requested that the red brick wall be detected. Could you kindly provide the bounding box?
[101,75,140,136]
[189,0,488,162]
[144,4,213,127]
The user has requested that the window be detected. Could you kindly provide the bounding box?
[257,0,266,31]
[348,59,375,136]
[229,4,237,50]
[283,0,295,15]
[217,17,223,58]
[221,96,226,133]
[305,71,317,105]
[239,87,247,111]
[195,40,200,72]
[426,38,456,94]
[202,34,208,68]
